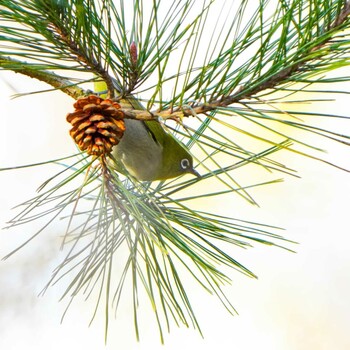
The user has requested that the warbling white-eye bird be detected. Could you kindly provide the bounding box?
[115,118,199,181]
[94,81,200,181]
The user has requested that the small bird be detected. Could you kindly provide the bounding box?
[114,118,199,181]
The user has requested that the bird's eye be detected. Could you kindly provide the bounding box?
[181,158,191,170]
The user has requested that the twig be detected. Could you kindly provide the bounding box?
[0,55,85,99]
[49,23,116,99]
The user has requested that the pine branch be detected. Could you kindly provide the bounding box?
[44,15,116,98]
[121,1,350,120]
[3,1,349,125]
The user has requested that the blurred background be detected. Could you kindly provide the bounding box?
[0,64,349,350]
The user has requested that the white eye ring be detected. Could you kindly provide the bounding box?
[181,158,191,169]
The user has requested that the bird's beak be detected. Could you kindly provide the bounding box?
[190,168,201,179]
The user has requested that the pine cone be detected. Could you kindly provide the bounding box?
[66,95,125,156]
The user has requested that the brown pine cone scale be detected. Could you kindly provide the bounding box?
[66,95,125,156]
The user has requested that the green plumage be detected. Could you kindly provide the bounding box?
[114,118,197,181]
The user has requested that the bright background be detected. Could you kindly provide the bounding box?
[0,31,350,350]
